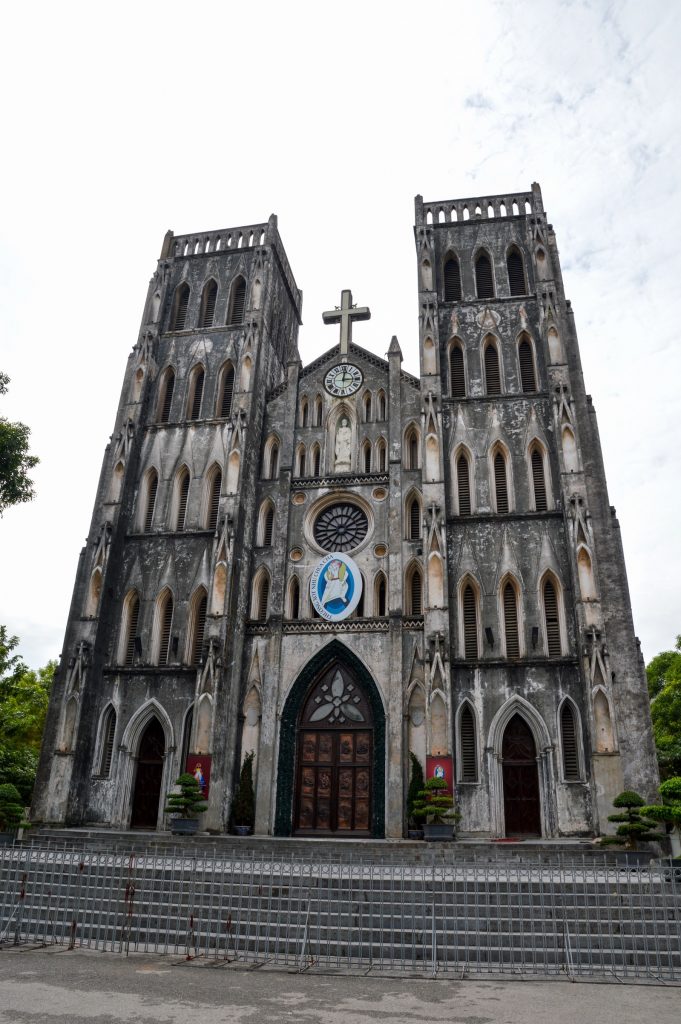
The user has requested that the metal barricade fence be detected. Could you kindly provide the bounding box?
[1,845,679,981]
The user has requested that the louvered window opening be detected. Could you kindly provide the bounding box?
[407,432,418,469]
[158,595,173,666]
[503,583,520,658]
[409,499,421,540]
[100,710,116,776]
[144,474,158,532]
[519,340,536,393]
[256,576,270,622]
[296,448,306,477]
[475,254,494,299]
[189,369,205,420]
[485,345,501,395]
[124,597,140,667]
[363,444,371,473]
[377,577,387,616]
[312,447,321,476]
[457,455,471,515]
[450,346,465,397]
[463,585,478,659]
[494,453,509,514]
[199,282,217,327]
[544,579,561,656]
[229,279,246,325]
[561,704,580,780]
[460,706,478,782]
[315,400,323,426]
[531,449,548,511]
[207,471,221,532]
[173,285,190,331]
[507,250,526,296]
[176,473,189,531]
[410,570,423,615]
[269,445,279,479]
[377,444,386,472]
[219,367,235,417]
[160,373,175,423]
[191,594,207,665]
[263,505,274,546]
[444,257,462,302]
[290,578,300,619]
[364,394,371,422]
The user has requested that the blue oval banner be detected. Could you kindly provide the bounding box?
[309,552,363,622]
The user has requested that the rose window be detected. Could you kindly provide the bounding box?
[313,503,368,552]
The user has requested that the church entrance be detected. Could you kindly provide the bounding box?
[294,662,373,835]
[502,714,541,836]
[130,717,165,829]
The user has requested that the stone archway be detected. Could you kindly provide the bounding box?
[501,714,541,836]
[130,718,165,829]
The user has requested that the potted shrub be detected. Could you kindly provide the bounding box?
[642,777,681,860]
[412,776,461,841]
[0,783,26,843]
[232,751,255,836]
[599,790,664,850]
[406,752,425,839]
[164,772,208,835]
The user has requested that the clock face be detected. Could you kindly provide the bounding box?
[324,363,363,397]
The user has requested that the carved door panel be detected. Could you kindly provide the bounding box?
[502,714,541,836]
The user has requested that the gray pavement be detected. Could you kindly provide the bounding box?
[0,947,678,1023]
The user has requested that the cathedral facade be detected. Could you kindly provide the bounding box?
[33,183,658,838]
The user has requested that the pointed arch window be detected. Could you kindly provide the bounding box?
[143,469,158,532]
[407,494,421,540]
[376,438,386,473]
[314,395,323,426]
[405,427,420,469]
[518,337,537,393]
[253,570,270,622]
[475,252,494,299]
[206,467,222,531]
[449,343,465,398]
[362,440,371,473]
[295,444,306,478]
[199,279,218,327]
[462,584,478,660]
[120,591,140,667]
[264,439,280,480]
[228,276,246,325]
[459,704,478,782]
[507,248,526,296]
[376,391,386,422]
[98,706,117,776]
[311,443,321,477]
[188,589,208,666]
[444,254,462,302]
[407,564,423,615]
[175,468,190,530]
[218,364,235,418]
[288,576,300,619]
[260,501,274,546]
[300,397,309,427]
[543,577,562,657]
[503,581,520,659]
[187,365,205,420]
[530,445,548,512]
[375,572,387,617]
[171,282,190,331]
[456,452,472,516]
[561,701,581,781]
[484,342,501,395]
[493,451,509,514]
[157,368,175,423]
[155,589,174,666]
[86,567,103,617]
[363,391,372,423]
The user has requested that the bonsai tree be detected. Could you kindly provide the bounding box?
[164,772,208,820]
[0,783,25,831]
[642,777,681,857]
[232,751,255,829]
[412,776,461,827]
[406,752,425,826]
[599,790,665,849]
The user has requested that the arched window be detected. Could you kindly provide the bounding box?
[562,427,579,473]
[288,576,300,619]
[259,501,274,546]
[226,450,240,493]
[363,391,372,423]
[86,568,102,617]
[188,589,208,665]
[300,397,309,427]
[462,583,478,659]
[142,469,158,532]
[157,368,175,423]
[154,589,174,666]
[376,391,386,422]
[530,444,548,511]
[407,493,421,540]
[120,590,140,667]
[518,337,537,392]
[109,460,124,503]
[407,564,423,615]
[362,440,371,473]
[503,581,520,658]
[376,438,386,473]
[187,365,205,420]
[314,395,323,426]
[205,466,222,531]
[199,279,218,327]
[217,363,235,418]
[449,342,465,397]
[475,252,494,299]
[174,467,190,530]
[98,706,117,776]
[560,701,581,781]
[181,705,194,770]
[405,426,420,469]
[171,282,190,331]
[227,276,246,325]
[507,248,526,296]
[459,704,478,782]
[484,341,501,395]
[132,366,144,402]
[543,576,562,656]
[375,572,387,616]
[252,570,270,622]
[444,254,462,302]
[311,443,321,477]
[456,451,472,515]
[577,547,597,600]
[493,450,509,513]
[264,439,280,479]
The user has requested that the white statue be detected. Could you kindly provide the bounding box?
[334,417,352,471]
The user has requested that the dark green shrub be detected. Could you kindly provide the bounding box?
[600,790,664,849]
[411,777,461,827]
[0,782,25,830]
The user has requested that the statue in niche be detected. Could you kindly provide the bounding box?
[334,417,352,472]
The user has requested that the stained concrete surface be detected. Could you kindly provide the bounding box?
[0,948,679,1024]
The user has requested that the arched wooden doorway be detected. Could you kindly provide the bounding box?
[502,713,541,836]
[130,717,165,829]
[294,662,373,835]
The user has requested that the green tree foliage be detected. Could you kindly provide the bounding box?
[406,752,425,823]
[647,636,681,778]
[600,790,665,849]
[0,626,55,804]
[164,773,208,819]
[0,372,39,516]
[0,782,25,830]
[232,751,256,828]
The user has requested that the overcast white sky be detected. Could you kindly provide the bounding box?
[0,0,679,669]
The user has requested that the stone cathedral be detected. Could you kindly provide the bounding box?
[33,183,658,839]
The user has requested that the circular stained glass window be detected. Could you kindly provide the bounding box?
[313,503,368,552]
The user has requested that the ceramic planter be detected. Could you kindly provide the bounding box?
[169,817,199,835]
[422,822,455,841]
[233,825,252,836]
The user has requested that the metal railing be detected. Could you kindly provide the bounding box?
[1,845,679,982]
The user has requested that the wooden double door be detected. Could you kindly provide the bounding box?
[502,714,541,836]
[294,663,373,836]
[130,718,165,830]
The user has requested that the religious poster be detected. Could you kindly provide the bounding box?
[426,755,454,798]
[186,754,211,800]
[310,552,363,621]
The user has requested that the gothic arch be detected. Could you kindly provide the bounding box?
[482,334,503,395]
[448,338,466,397]
[263,434,281,479]
[171,464,191,531]
[199,278,218,328]
[194,693,213,753]
[423,336,436,374]
[226,449,240,493]
[403,423,420,470]
[94,702,117,777]
[487,696,555,837]
[150,586,174,665]
[257,498,275,546]
[527,438,551,512]
[251,566,271,621]
[452,443,474,515]
[274,639,386,837]
[203,462,223,527]
[186,585,208,665]
[405,560,424,616]
[547,326,563,364]
[211,561,227,615]
[240,354,253,392]
[186,363,206,420]
[557,695,584,781]
[498,573,524,658]
[517,332,538,393]
[593,687,616,753]
[425,433,440,482]
[489,440,514,513]
[456,699,479,783]
[85,567,103,617]
[109,461,125,503]
[216,362,236,417]
[427,552,444,608]
[118,699,174,830]
[577,545,597,601]
[404,486,422,540]
[539,570,567,656]
[117,588,140,666]
[327,404,356,474]
[562,426,579,473]
[157,366,176,423]
[227,275,247,325]
[457,574,482,660]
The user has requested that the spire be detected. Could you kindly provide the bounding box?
[388,335,402,359]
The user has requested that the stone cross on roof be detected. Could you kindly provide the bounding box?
[322,289,371,356]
